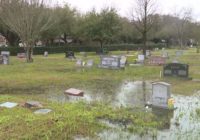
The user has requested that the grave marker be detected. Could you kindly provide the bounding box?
[17,53,26,58]
[86,59,94,67]
[152,82,173,109]
[1,51,10,65]
[0,102,18,108]
[148,56,166,65]
[66,51,75,59]
[76,59,83,67]
[24,101,43,108]
[99,56,121,69]
[146,50,151,57]
[44,51,48,57]
[163,63,189,78]
[137,54,145,63]
[120,56,127,68]
[34,109,52,114]
[64,88,84,97]
[162,51,169,58]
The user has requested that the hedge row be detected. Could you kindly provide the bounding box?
[0,44,166,56]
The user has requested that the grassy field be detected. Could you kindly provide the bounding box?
[0,48,200,139]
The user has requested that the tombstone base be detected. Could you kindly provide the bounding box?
[145,103,176,111]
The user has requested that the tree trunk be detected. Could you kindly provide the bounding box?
[63,33,67,44]
[100,40,103,49]
[143,1,147,57]
[25,45,33,63]
[142,32,147,56]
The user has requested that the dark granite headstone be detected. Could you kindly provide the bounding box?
[66,51,75,59]
[163,63,189,78]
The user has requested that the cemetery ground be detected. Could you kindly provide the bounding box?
[0,48,200,139]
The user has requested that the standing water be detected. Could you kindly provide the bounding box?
[42,81,200,139]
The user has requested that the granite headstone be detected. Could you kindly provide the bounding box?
[163,63,189,78]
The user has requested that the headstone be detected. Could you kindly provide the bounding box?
[152,82,172,109]
[120,56,127,68]
[137,55,145,63]
[99,56,121,69]
[34,109,52,114]
[24,101,43,108]
[86,59,94,67]
[17,53,26,58]
[64,88,84,97]
[163,63,189,78]
[0,102,18,108]
[0,34,7,47]
[76,59,83,67]
[44,51,48,57]
[66,51,75,59]
[162,51,169,58]
[148,56,166,65]
[146,50,151,57]
[1,51,10,65]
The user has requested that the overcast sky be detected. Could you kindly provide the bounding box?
[55,0,200,20]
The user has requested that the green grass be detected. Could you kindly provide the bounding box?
[0,48,200,139]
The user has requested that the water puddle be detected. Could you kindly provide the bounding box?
[41,81,200,139]
[96,94,200,140]
[43,81,152,108]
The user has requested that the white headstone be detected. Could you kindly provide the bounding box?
[76,59,82,66]
[1,51,10,55]
[0,102,18,108]
[120,56,127,68]
[152,82,171,109]
[146,50,151,57]
[34,109,52,114]
[1,51,10,65]
[162,51,169,58]
[86,59,94,67]
[137,55,145,63]
[44,51,48,57]
[99,56,121,69]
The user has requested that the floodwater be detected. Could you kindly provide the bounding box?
[42,81,200,140]
[44,81,152,108]
[98,94,200,140]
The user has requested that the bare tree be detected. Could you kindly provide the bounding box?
[0,0,57,62]
[173,8,192,48]
[131,0,157,55]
